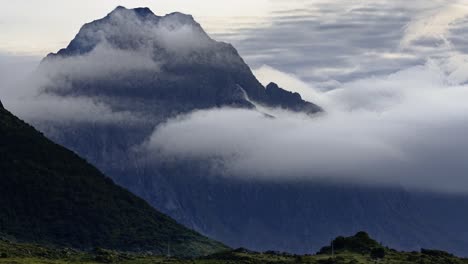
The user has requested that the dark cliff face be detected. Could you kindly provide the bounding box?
[265,82,322,113]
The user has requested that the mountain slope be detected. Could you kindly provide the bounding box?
[0,102,226,257]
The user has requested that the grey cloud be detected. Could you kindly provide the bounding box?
[39,43,161,93]
[213,0,467,87]
[0,51,144,124]
[144,59,468,193]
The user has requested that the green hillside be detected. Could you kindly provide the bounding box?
[0,102,226,257]
[0,232,466,263]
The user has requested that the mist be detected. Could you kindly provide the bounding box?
[0,7,213,124]
[145,58,468,192]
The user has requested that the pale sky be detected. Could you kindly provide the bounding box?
[2,0,468,86]
[0,0,273,55]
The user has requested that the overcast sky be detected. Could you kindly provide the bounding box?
[2,0,468,86]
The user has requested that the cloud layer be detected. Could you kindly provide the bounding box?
[146,59,468,192]
[219,0,468,90]
[2,3,468,193]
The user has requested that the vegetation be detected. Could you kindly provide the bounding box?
[318,231,384,255]
[0,106,226,257]
[0,232,467,264]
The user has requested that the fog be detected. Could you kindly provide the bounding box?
[145,58,468,192]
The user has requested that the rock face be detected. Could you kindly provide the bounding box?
[23,6,468,257]
[265,82,322,113]
[0,105,227,257]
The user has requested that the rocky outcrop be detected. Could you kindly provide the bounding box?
[265,82,322,113]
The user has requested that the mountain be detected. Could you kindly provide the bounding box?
[41,6,321,116]
[0,104,226,257]
[19,6,468,257]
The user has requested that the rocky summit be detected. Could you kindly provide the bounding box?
[41,6,321,117]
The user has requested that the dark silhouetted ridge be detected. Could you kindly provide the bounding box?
[265,82,322,113]
[0,106,227,257]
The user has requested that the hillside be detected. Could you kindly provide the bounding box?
[0,232,467,264]
[0,102,226,257]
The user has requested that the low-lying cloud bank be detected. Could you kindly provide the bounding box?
[146,59,468,192]
[2,52,468,193]
[0,51,142,124]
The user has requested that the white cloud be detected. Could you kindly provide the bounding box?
[40,43,160,84]
[0,50,145,124]
[401,1,468,48]
[145,58,468,193]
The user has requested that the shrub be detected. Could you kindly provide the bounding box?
[370,247,385,259]
[421,249,453,258]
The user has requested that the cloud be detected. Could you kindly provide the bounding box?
[214,0,468,88]
[1,7,251,127]
[144,58,468,193]
[1,8,217,124]
[41,43,160,83]
[401,1,468,48]
[0,51,143,124]
[67,7,214,57]
[3,4,468,194]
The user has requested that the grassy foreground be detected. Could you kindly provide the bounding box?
[1,233,467,264]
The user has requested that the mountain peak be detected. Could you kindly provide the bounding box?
[110,6,156,18]
[45,6,210,58]
[0,99,3,109]
[266,82,281,91]
[265,82,323,113]
[165,11,196,23]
